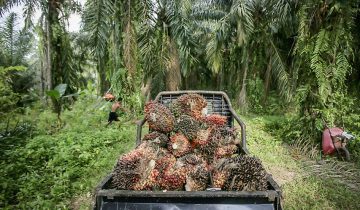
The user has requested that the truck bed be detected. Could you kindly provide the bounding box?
[94,91,282,210]
[95,174,282,210]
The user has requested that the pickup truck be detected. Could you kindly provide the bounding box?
[94,91,282,210]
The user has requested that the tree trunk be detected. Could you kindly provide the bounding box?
[141,76,152,102]
[238,66,248,109]
[238,52,249,110]
[165,38,181,91]
[123,0,137,92]
[263,56,272,105]
[97,59,110,95]
[45,17,52,92]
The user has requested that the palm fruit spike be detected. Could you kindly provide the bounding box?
[156,157,187,191]
[175,115,200,140]
[144,101,175,133]
[158,166,187,191]
[198,127,222,161]
[168,133,192,157]
[210,158,230,189]
[133,148,173,191]
[112,144,158,190]
[205,114,228,127]
[212,170,229,189]
[170,93,207,120]
[224,155,268,191]
[111,149,143,189]
[155,152,177,173]
[179,153,206,166]
[218,126,239,145]
[185,164,209,191]
[142,131,169,147]
[192,127,212,149]
[133,159,156,190]
[214,144,238,159]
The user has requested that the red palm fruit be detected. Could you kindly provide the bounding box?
[170,94,207,120]
[158,163,187,191]
[214,144,238,159]
[112,145,158,190]
[204,114,228,126]
[111,149,143,189]
[197,127,222,161]
[175,115,201,140]
[192,128,212,148]
[144,101,175,133]
[168,133,192,157]
[210,158,230,189]
[155,152,177,173]
[185,164,209,191]
[223,155,268,191]
[142,131,169,147]
[212,170,229,189]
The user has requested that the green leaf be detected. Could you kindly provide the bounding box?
[54,84,67,97]
[46,90,60,100]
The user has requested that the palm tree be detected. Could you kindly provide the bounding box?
[0,12,33,66]
[194,0,295,108]
[293,0,357,139]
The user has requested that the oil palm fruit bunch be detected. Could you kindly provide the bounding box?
[145,101,175,133]
[214,144,238,159]
[134,148,172,190]
[175,115,201,140]
[185,164,209,191]
[218,127,239,145]
[211,158,229,189]
[204,114,228,127]
[223,155,267,191]
[111,147,155,190]
[168,133,192,157]
[179,153,206,166]
[142,131,169,148]
[171,94,207,120]
[177,153,208,173]
[133,159,157,190]
[154,152,177,173]
[158,160,187,190]
[198,128,222,160]
[192,128,212,149]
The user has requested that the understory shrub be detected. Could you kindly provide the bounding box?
[0,95,137,209]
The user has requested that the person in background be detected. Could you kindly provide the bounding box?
[103,93,126,127]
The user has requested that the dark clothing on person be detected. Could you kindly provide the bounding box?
[108,111,119,123]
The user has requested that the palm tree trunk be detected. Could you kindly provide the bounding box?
[123,0,137,91]
[166,38,181,91]
[263,56,272,105]
[238,64,248,109]
[97,59,109,95]
[238,50,249,109]
[141,76,152,102]
[45,17,52,91]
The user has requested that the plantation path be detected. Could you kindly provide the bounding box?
[242,115,360,209]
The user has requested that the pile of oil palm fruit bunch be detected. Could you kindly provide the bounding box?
[111,93,268,191]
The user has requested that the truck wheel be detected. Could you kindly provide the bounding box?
[338,147,350,161]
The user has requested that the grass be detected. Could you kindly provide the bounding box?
[242,115,360,210]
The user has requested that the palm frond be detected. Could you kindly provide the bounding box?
[268,37,291,102]
[82,0,113,59]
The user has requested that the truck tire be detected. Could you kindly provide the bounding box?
[338,147,350,161]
